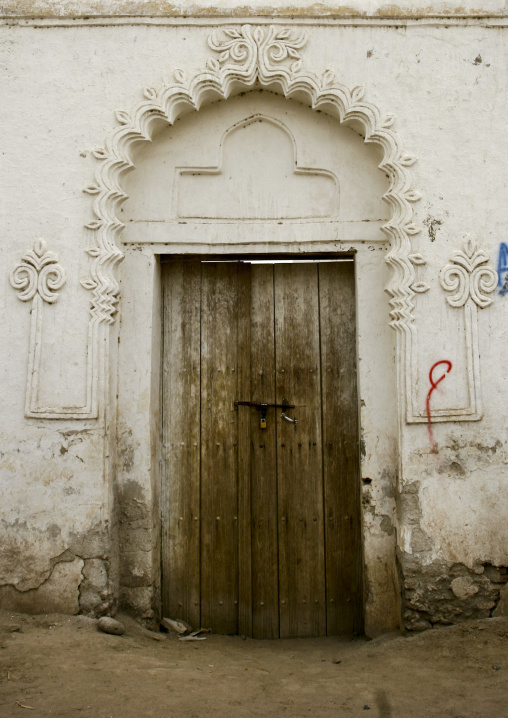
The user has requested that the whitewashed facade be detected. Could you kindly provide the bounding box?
[1,0,507,635]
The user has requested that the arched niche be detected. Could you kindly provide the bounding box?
[121,90,389,242]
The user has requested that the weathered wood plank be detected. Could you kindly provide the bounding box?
[319,261,363,635]
[275,263,326,638]
[161,261,201,628]
[200,263,240,634]
[250,265,279,639]
[237,263,252,637]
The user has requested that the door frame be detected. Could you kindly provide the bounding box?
[116,240,400,638]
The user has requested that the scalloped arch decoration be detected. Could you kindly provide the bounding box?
[81,24,424,422]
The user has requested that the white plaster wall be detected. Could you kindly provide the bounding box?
[1,6,508,630]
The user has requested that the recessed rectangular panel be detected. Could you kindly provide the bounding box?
[177,118,339,220]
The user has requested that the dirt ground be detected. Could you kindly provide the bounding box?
[0,611,507,718]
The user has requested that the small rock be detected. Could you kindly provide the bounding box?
[492,664,501,670]
[97,617,125,636]
[363,705,371,710]
[450,576,479,601]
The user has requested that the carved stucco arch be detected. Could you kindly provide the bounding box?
[81,24,424,423]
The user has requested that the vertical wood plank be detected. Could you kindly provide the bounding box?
[319,262,363,635]
[275,263,326,638]
[250,265,279,639]
[161,261,201,628]
[237,263,252,637]
[200,263,240,634]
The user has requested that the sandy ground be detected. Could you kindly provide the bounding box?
[0,611,507,718]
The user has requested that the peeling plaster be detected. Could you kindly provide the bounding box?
[0,558,84,615]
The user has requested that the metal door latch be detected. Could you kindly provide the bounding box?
[281,412,297,426]
[235,400,297,429]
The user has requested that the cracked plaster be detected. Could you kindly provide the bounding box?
[0,558,84,615]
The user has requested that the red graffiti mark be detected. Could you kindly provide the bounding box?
[426,360,453,451]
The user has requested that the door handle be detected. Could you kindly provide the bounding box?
[281,412,297,426]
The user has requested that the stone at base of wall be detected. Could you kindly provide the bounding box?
[400,555,508,631]
[79,558,117,618]
[0,558,83,614]
[492,583,508,617]
[119,586,157,628]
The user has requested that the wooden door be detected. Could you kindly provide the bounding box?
[161,260,362,638]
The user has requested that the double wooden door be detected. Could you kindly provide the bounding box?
[161,260,362,638]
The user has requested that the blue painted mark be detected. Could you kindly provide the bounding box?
[497,243,508,294]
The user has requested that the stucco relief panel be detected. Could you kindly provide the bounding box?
[7,23,497,429]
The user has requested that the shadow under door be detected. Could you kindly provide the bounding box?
[161,259,362,638]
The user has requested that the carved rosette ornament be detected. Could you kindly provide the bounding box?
[10,238,66,304]
[440,237,498,308]
[207,25,307,79]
